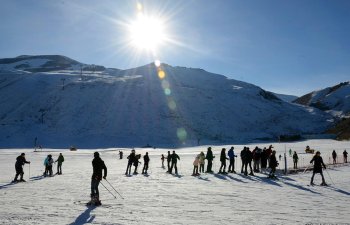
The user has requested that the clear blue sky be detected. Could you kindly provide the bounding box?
[1,0,349,96]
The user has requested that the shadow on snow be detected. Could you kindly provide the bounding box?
[70,205,96,225]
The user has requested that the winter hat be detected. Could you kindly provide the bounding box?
[21,153,25,156]
[94,152,100,157]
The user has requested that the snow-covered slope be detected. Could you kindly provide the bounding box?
[293,82,350,117]
[0,55,333,148]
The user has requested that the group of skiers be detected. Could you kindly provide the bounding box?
[331,150,348,164]
[125,149,150,175]
[13,153,64,183]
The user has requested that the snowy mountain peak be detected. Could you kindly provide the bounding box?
[293,81,350,117]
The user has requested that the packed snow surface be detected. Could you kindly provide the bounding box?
[0,139,349,225]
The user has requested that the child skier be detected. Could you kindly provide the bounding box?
[198,152,205,173]
[161,154,165,168]
[310,151,327,186]
[192,154,200,176]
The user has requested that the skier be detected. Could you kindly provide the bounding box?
[43,155,54,177]
[266,145,273,163]
[278,154,282,161]
[240,147,247,174]
[198,151,205,173]
[343,150,348,163]
[125,149,136,175]
[161,154,165,168]
[13,153,30,182]
[166,151,171,173]
[268,151,278,179]
[332,150,337,164]
[293,151,298,169]
[55,153,64,175]
[133,154,141,174]
[90,152,107,206]
[192,154,200,176]
[227,146,237,173]
[261,147,268,171]
[218,148,229,174]
[119,150,123,159]
[205,147,215,173]
[289,149,292,157]
[252,146,262,173]
[142,152,150,174]
[242,147,254,176]
[170,151,180,175]
[310,151,327,186]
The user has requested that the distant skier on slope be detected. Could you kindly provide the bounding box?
[310,151,327,186]
[343,150,348,163]
[261,147,268,171]
[192,154,200,176]
[142,152,150,174]
[161,154,165,168]
[332,150,337,164]
[125,149,136,175]
[293,151,298,169]
[227,147,237,173]
[205,147,215,173]
[13,153,30,182]
[268,151,278,179]
[166,151,171,173]
[198,151,205,173]
[43,155,54,177]
[218,148,229,174]
[89,152,107,206]
[133,154,141,175]
[119,150,123,160]
[55,153,64,175]
[170,151,180,175]
[252,146,262,173]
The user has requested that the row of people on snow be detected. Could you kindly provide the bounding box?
[12,153,64,182]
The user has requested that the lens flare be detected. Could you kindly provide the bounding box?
[168,100,176,110]
[177,128,187,142]
[137,2,143,11]
[154,60,161,67]
[161,80,170,89]
[158,70,166,79]
[164,88,171,95]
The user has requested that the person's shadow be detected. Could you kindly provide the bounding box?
[70,206,96,225]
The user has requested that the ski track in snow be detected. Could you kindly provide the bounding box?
[0,140,350,225]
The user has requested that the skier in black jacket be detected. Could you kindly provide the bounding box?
[13,153,30,182]
[243,147,254,176]
[170,151,180,174]
[205,147,215,173]
[142,152,150,174]
[268,151,278,179]
[125,149,136,175]
[218,148,229,174]
[90,152,107,205]
[310,151,327,186]
[166,151,171,173]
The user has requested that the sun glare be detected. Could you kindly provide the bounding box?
[128,14,166,51]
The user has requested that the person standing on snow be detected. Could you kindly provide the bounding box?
[268,151,278,179]
[343,150,348,163]
[90,152,107,206]
[310,151,327,186]
[43,155,54,177]
[125,149,136,175]
[192,154,200,176]
[133,154,141,174]
[13,153,30,182]
[244,147,254,176]
[205,147,215,173]
[198,151,205,173]
[161,154,165,168]
[261,147,268,171]
[332,150,337,164]
[227,147,237,173]
[218,148,229,174]
[55,153,64,175]
[166,151,171,173]
[119,150,123,160]
[142,152,150,174]
[252,146,262,173]
[170,151,180,175]
[293,151,298,169]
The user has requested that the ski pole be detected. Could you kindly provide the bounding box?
[303,164,312,173]
[324,168,335,185]
[29,164,31,180]
[104,179,124,199]
[100,181,117,199]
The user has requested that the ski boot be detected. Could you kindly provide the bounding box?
[320,182,328,186]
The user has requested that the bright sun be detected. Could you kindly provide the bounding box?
[128,14,166,51]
